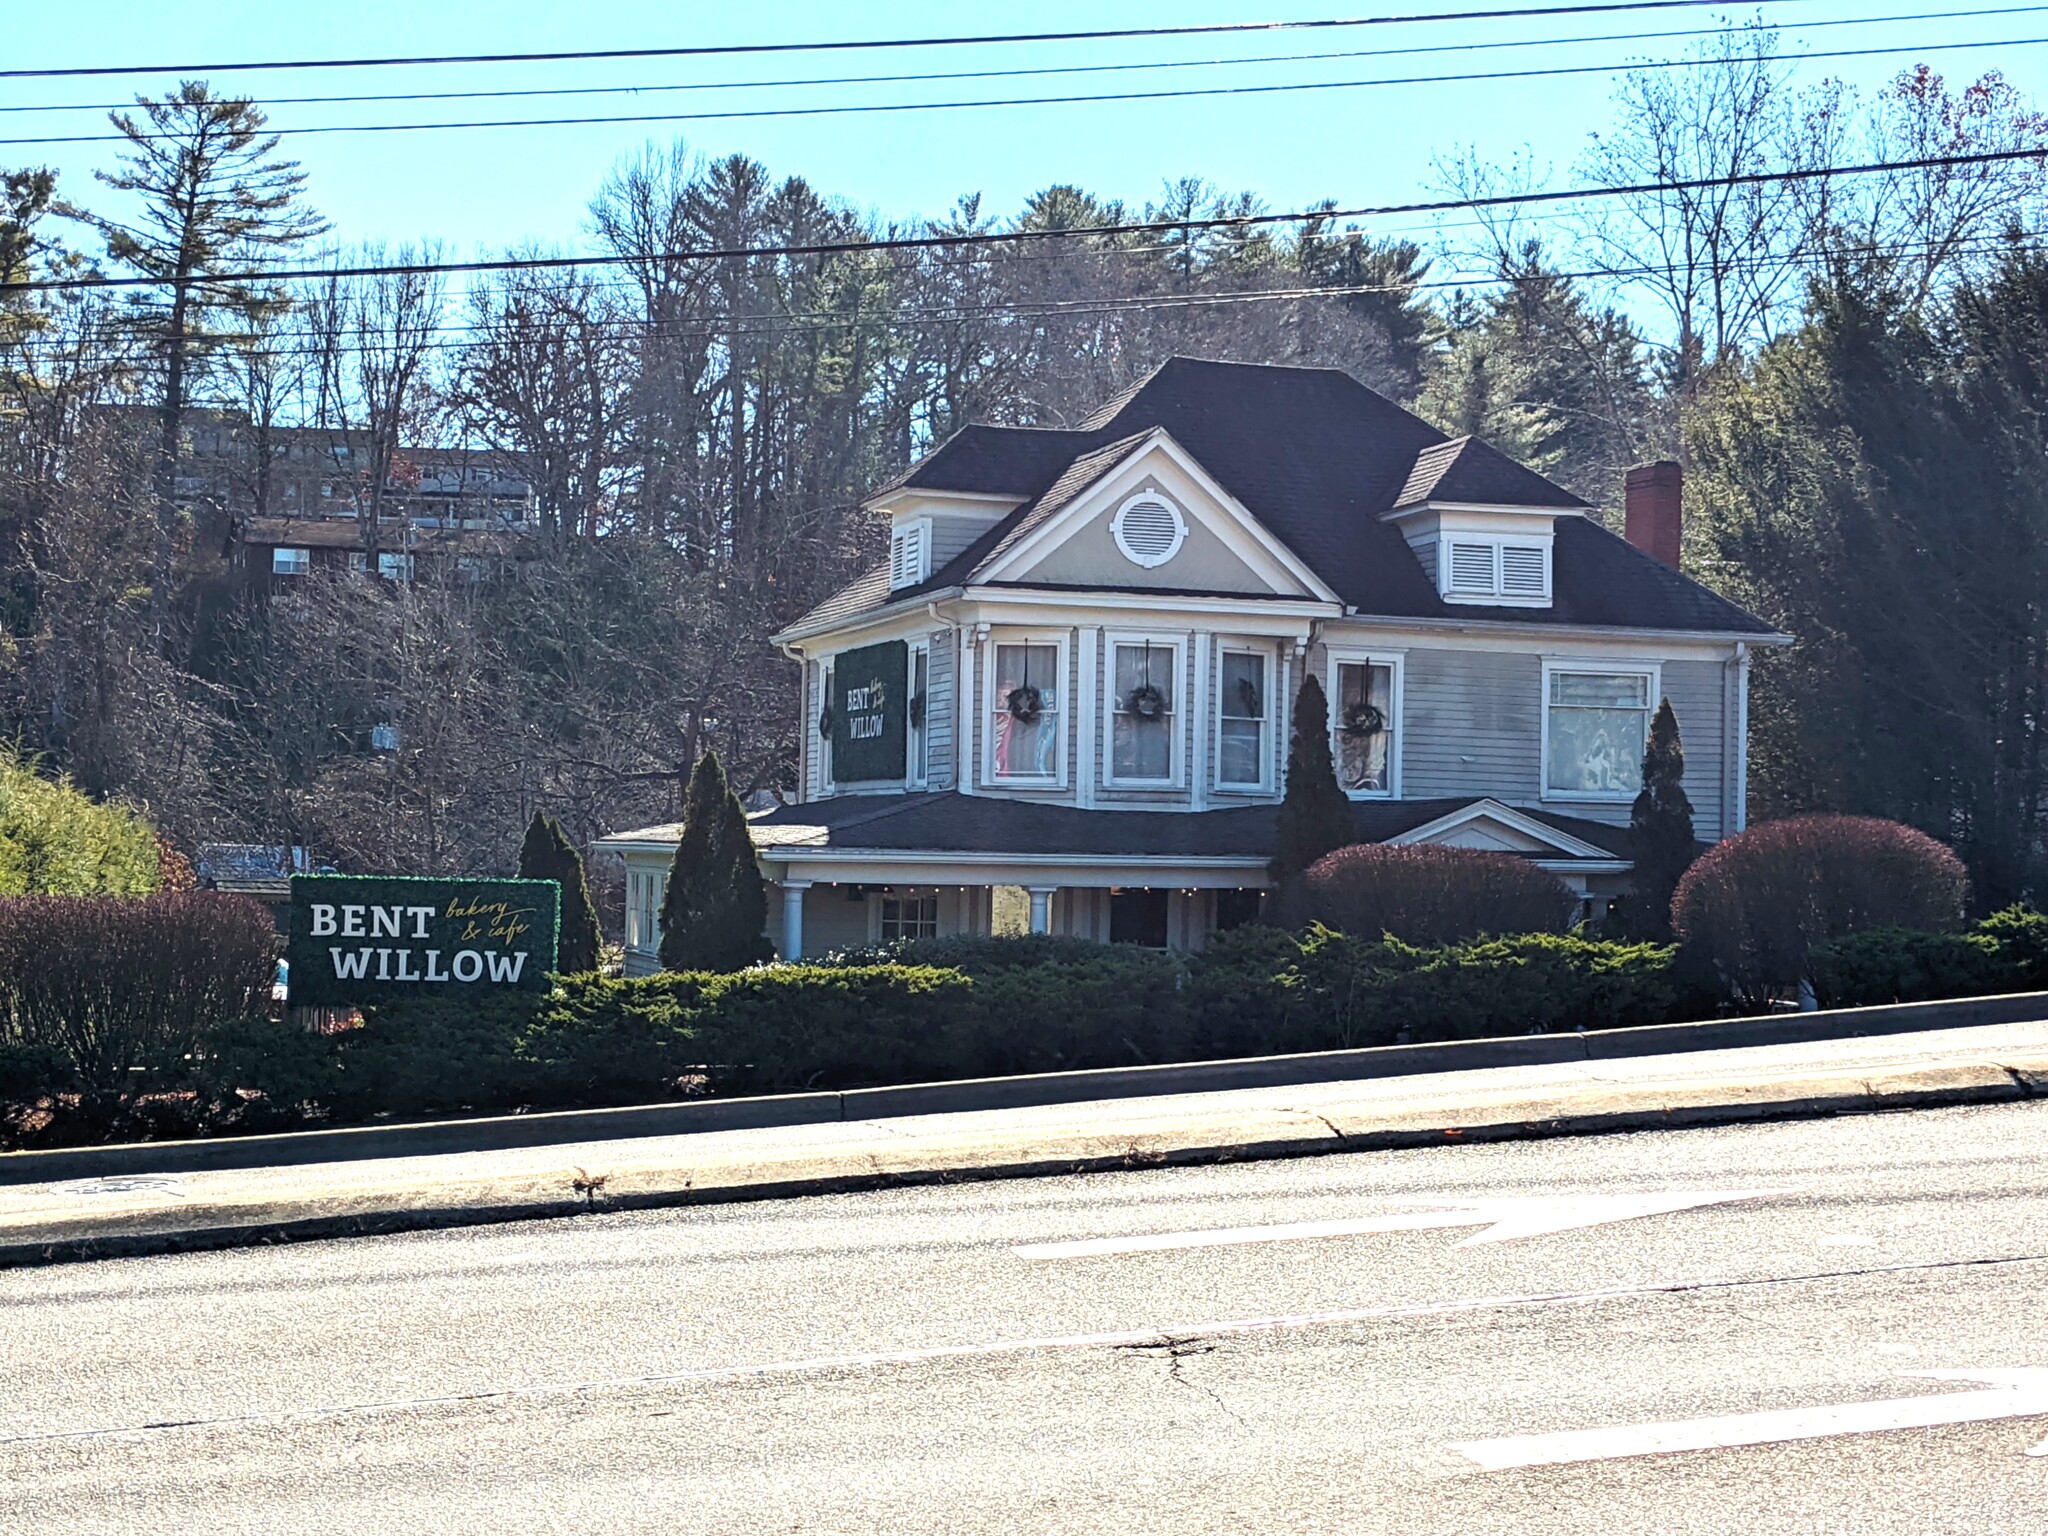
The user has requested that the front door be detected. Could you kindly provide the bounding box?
[1108,887,1170,947]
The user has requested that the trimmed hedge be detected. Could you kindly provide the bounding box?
[1302,843,1578,944]
[1810,905,2048,1008]
[1673,815,1971,1005]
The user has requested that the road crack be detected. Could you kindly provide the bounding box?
[1121,1338,1245,1427]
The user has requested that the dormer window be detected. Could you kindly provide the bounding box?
[1439,535,1551,606]
[888,518,931,590]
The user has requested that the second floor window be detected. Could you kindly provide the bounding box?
[1545,667,1653,798]
[1333,658,1396,795]
[1109,639,1177,784]
[991,641,1061,782]
[1217,650,1268,788]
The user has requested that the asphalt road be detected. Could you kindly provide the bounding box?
[5,1100,2047,1533]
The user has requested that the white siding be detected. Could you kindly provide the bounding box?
[923,627,955,790]
[1401,647,1545,805]
[1660,658,1728,843]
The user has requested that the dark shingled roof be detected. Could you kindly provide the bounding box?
[792,357,1771,636]
[1391,435,1589,511]
[742,792,1633,862]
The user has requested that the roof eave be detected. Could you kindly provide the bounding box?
[770,585,968,650]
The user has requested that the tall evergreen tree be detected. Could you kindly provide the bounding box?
[1623,699,1697,940]
[517,810,602,974]
[59,83,328,631]
[659,751,772,973]
[1270,675,1355,921]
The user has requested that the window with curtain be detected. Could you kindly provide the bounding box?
[991,642,1060,780]
[1110,640,1176,782]
[1334,660,1395,794]
[1545,669,1652,795]
[1217,650,1267,787]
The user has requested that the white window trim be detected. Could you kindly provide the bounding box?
[1540,658,1661,804]
[908,639,930,789]
[1101,630,1186,789]
[889,516,933,591]
[1325,648,1406,801]
[272,546,310,575]
[818,661,835,795]
[1213,642,1275,794]
[1438,534,1553,607]
[982,630,1071,790]
[1110,489,1188,569]
[869,888,941,944]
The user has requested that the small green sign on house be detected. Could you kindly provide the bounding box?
[831,638,909,783]
[287,875,560,1006]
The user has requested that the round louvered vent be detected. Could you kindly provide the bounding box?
[1112,491,1187,568]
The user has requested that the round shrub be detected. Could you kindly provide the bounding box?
[1301,843,1576,944]
[1671,815,1969,1005]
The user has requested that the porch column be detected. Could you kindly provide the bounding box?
[1026,885,1057,935]
[780,880,813,960]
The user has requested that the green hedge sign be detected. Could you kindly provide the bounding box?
[831,638,908,783]
[287,875,560,1005]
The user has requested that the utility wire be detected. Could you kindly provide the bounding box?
[11,33,2038,146]
[0,1,1832,79]
[9,230,2030,365]
[9,145,2046,297]
[2,6,2025,115]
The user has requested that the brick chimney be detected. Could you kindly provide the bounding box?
[1623,461,1683,569]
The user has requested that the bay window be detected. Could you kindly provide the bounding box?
[1216,648,1269,789]
[1544,665,1656,798]
[1107,637,1179,786]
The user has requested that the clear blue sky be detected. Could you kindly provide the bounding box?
[5,1,2042,280]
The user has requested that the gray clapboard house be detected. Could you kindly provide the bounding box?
[597,358,1786,971]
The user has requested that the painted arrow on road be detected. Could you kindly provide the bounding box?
[1453,1370,2048,1469]
[1011,1188,1786,1260]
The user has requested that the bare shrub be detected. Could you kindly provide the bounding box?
[0,893,278,1090]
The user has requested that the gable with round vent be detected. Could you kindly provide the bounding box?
[1111,491,1187,569]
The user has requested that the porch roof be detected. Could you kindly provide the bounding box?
[595,793,1635,865]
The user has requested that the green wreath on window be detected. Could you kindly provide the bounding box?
[817,706,833,740]
[1125,683,1166,720]
[909,690,927,729]
[1340,701,1385,738]
[1235,676,1261,718]
[1005,684,1043,725]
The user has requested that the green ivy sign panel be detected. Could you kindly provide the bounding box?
[287,875,560,1005]
[831,638,908,783]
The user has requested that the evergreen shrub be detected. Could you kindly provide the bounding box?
[1672,815,1971,1004]
[1809,905,2048,1008]
[517,811,603,974]
[660,752,773,973]
[1302,843,1577,944]
[0,747,164,896]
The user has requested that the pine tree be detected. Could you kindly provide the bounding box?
[1270,674,1355,921]
[1624,699,1698,940]
[659,751,772,973]
[517,811,602,974]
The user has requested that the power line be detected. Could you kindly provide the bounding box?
[9,230,2030,368]
[9,145,2046,298]
[11,32,2038,147]
[2,6,2023,116]
[0,1,1830,79]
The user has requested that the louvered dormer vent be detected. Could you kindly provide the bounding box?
[888,518,930,591]
[1438,536,1552,606]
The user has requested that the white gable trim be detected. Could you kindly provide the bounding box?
[1387,798,1620,862]
[975,428,1340,602]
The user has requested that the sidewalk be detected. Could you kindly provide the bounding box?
[5,1018,2045,1268]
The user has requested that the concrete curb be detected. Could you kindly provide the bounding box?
[3,1053,2042,1271]
[4,989,2045,1187]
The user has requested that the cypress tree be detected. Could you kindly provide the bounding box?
[1624,699,1698,940]
[659,751,772,973]
[1269,674,1355,921]
[518,811,602,974]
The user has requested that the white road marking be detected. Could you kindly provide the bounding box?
[1452,1369,2048,1470]
[1011,1189,1787,1260]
